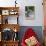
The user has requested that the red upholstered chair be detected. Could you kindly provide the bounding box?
[21,28,41,46]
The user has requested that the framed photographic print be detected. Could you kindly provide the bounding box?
[9,9,18,15]
[2,10,9,15]
[25,6,35,20]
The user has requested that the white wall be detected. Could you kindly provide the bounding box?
[0,0,15,7]
[0,0,43,26]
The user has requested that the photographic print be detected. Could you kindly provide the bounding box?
[25,6,35,20]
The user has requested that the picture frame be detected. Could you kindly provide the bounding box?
[9,10,18,15]
[2,10,9,15]
[25,6,35,20]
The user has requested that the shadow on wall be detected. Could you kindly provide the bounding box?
[18,26,43,44]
